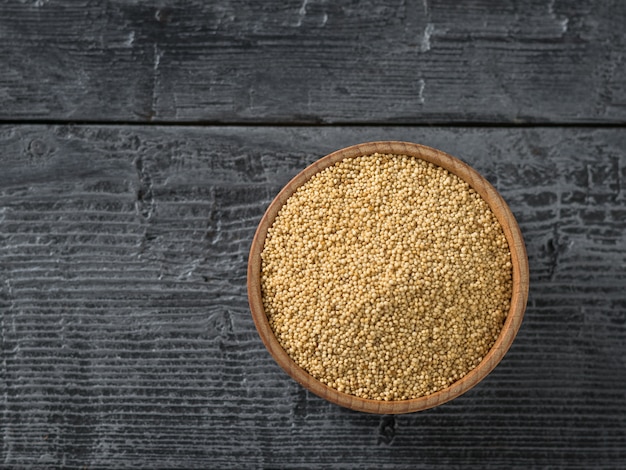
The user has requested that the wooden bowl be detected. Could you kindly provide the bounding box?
[247,141,529,414]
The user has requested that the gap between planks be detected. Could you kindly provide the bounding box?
[0,120,625,128]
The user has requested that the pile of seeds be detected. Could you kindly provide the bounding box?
[260,153,512,401]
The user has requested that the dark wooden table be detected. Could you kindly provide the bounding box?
[1,1,625,468]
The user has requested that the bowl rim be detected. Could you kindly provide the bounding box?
[247,141,529,414]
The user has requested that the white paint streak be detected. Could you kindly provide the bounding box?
[125,31,135,47]
[548,0,569,35]
[420,23,435,52]
[417,78,425,104]
[321,12,328,27]
[151,44,163,119]
[296,0,309,27]
[153,44,162,73]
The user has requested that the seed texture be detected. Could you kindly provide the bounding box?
[261,153,512,401]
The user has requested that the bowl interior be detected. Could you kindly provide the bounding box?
[247,141,529,414]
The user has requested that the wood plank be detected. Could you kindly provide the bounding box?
[1,125,625,468]
[0,0,625,123]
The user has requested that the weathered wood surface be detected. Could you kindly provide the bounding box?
[1,125,625,468]
[1,0,625,124]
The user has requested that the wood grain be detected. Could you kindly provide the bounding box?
[1,125,625,467]
[0,0,625,124]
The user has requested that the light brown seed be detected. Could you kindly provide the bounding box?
[261,153,512,401]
